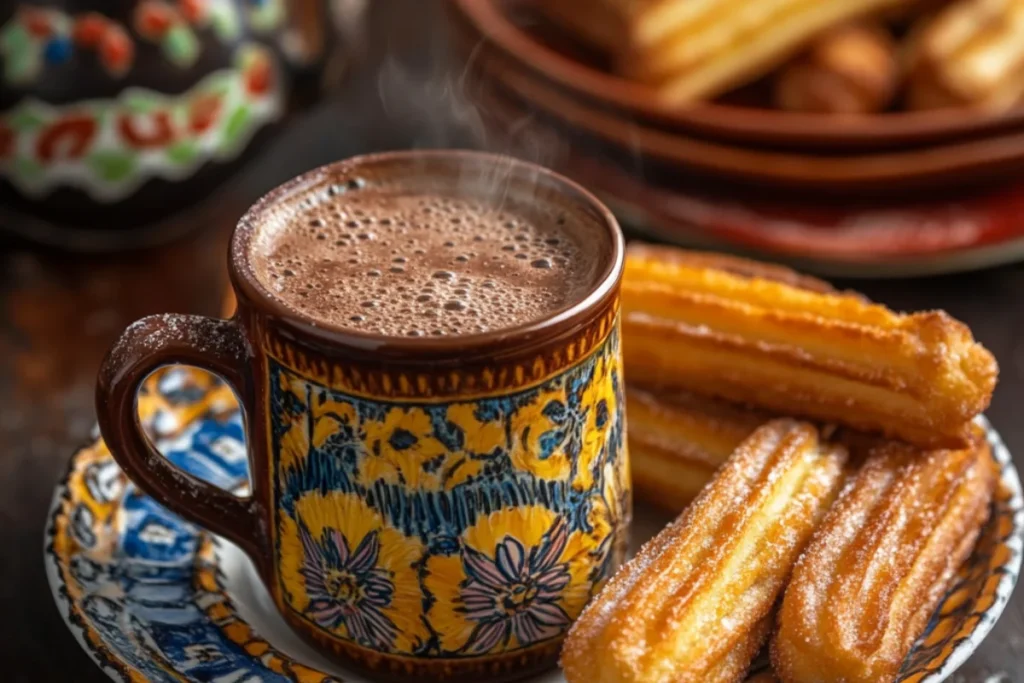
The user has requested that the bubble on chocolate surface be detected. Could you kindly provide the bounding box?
[250,179,605,337]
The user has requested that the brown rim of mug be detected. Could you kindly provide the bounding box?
[230,149,624,362]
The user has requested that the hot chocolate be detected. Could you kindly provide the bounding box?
[250,174,607,337]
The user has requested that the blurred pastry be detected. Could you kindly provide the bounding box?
[627,387,769,509]
[561,419,847,683]
[609,0,908,104]
[622,244,998,448]
[774,22,899,114]
[772,428,997,683]
[907,0,1024,111]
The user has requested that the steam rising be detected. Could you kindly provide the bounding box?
[374,25,568,208]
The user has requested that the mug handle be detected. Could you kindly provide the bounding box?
[95,313,265,560]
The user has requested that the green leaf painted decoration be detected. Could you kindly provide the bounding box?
[163,25,200,68]
[221,106,250,150]
[166,141,199,165]
[87,150,137,182]
[0,23,31,52]
[210,6,241,41]
[124,95,159,115]
[8,109,46,132]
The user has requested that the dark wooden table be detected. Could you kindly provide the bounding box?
[2,2,1022,681]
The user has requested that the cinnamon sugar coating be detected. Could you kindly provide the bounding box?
[772,428,997,683]
[561,420,847,683]
[626,387,770,510]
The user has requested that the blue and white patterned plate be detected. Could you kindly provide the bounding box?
[45,367,1023,683]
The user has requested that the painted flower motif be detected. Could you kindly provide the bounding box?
[457,519,572,653]
[360,407,450,489]
[507,389,575,481]
[279,491,428,653]
[588,456,631,587]
[425,506,597,655]
[278,413,312,476]
[311,396,359,449]
[442,403,507,483]
[297,523,395,649]
[573,352,620,491]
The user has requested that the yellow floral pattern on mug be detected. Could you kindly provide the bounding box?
[423,506,598,655]
[574,350,619,491]
[278,491,429,653]
[269,327,627,657]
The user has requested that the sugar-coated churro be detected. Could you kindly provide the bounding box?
[622,244,998,448]
[561,419,847,683]
[772,428,997,683]
[627,387,769,509]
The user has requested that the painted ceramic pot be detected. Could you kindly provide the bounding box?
[94,151,630,681]
[0,0,363,248]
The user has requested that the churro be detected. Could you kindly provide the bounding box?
[627,387,769,509]
[610,0,907,103]
[907,0,1024,111]
[774,22,899,114]
[561,420,847,683]
[622,244,998,448]
[772,428,997,683]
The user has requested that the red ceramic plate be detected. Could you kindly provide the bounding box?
[471,82,1024,276]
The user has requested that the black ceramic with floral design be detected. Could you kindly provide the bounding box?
[0,0,362,248]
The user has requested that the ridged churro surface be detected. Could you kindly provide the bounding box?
[908,0,1024,111]
[561,420,847,683]
[627,387,769,509]
[609,0,906,103]
[772,430,997,683]
[622,244,998,448]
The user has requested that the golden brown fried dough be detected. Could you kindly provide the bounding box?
[772,429,997,682]
[561,420,847,683]
[625,244,839,294]
[622,245,998,448]
[907,0,1024,111]
[774,22,899,114]
[627,387,770,509]
[609,0,908,103]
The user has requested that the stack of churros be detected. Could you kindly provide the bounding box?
[537,0,1024,113]
[560,243,1000,683]
[539,0,906,105]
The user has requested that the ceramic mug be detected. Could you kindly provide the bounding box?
[95,150,629,682]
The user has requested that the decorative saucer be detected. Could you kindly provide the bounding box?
[45,367,1023,682]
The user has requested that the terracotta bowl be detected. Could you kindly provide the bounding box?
[467,61,1024,276]
[468,43,1024,195]
[449,0,1024,153]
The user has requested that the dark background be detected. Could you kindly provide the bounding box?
[1,2,1022,680]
